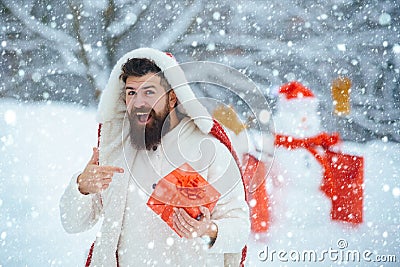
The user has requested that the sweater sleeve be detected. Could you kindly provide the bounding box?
[59,172,103,233]
[206,141,250,254]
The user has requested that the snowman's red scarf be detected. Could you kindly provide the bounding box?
[275,132,340,150]
[274,132,363,224]
[274,132,340,193]
[86,119,248,267]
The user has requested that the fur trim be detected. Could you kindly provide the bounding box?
[97,47,213,135]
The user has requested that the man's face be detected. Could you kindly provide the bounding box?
[125,73,170,150]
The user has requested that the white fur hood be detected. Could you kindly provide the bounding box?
[95,47,216,165]
[97,47,213,133]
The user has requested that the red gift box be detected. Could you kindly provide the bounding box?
[146,163,221,237]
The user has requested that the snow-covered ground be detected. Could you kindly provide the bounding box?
[0,99,399,266]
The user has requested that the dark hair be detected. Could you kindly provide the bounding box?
[119,57,186,120]
[119,58,171,92]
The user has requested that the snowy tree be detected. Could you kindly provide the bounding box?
[176,0,400,142]
[0,0,205,104]
[0,0,399,142]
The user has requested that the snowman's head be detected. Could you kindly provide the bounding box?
[274,81,321,138]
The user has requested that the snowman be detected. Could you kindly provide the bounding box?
[266,81,334,251]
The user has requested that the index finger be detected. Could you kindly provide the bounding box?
[96,166,124,173]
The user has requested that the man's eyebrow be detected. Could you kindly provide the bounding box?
[140,85,157,90]
[125,85,157,90]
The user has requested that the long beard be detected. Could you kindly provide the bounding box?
[128,105,170,150]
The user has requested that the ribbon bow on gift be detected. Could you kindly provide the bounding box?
[175,172,206,200]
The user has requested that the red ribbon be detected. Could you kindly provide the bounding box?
[275,132,364,224]
[274,132,341,203]
[275,132,340,151]
[174,171,206,200]
[274,132,340,173]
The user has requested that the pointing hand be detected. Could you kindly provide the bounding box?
[77,147,124,195]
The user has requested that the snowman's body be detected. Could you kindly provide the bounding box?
[267,86,333,250]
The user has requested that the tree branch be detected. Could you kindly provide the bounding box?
[151,0,205,51]
[2,1,86,75]
[68,1,97,94]
[2,1,78,50]
[106,0,151,60]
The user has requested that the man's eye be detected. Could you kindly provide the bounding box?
[127,90,136,96]
[145,91,155,95]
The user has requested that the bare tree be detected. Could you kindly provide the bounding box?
[0,0,204,104]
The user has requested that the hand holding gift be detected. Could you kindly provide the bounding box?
[147,163,221,239]
[172,206,217,242]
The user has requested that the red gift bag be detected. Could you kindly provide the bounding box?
[147,163,221,237]
[241,154,270,233]
[320,150,364,224]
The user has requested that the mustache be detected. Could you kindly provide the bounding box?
[132,108,154,112]
[129,107,154,114]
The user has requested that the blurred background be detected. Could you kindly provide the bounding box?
[1,0,399,142]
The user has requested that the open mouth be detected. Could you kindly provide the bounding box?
[136,112,152,124]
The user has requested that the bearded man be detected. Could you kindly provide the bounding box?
[60,48,250,266]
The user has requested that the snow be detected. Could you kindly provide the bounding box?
[0,99,398,266]
[0,100,99,266]
[258,110,271,124]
